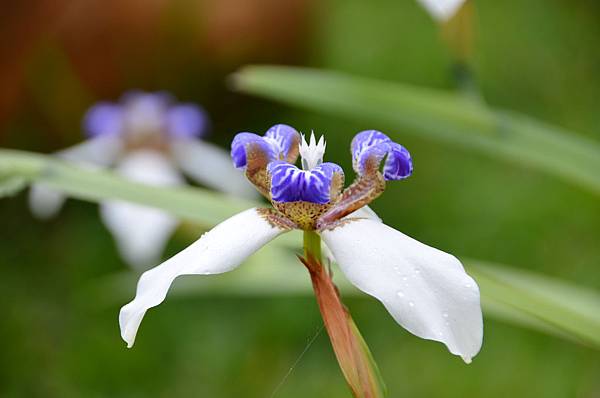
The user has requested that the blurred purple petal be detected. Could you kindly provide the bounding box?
[122,92,170,135]
[166,104,209,138]
[83,103,124,138]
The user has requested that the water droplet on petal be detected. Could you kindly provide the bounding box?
[408,301,415,307]
[464,283,472,289]
[442,312,449,318]
[396,291,405,298]
[402,276,408,282]
[414,268,420,275]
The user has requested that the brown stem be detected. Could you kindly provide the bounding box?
[298,253,385,398]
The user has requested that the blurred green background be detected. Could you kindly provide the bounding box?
[1,0,599,396]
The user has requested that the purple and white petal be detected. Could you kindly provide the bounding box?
[171,138,258,198]
[166,104,209,139]
[264,124,300,161]
[121,92,170,137]
[230,132,276,169]
[119,207,290,347]
[268,161,343,204]
[352,130,412,181]
[100,150,184,269]
[383,142,413,180]
[321,218,483,363]
[83,103,124,138]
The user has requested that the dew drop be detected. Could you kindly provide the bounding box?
[396,291,405,298]
[402,275,408,282]
[464,283,472,289]
[408,301,415,307]
[437,331,444,337]
[442,312,449,318]
[414,268,421,275]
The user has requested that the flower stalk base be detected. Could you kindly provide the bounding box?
[301,231,386,398]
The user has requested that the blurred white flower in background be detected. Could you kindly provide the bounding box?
[29,91,256,269]
[417,0,466,21]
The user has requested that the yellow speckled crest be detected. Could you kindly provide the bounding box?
[273,201,331,230]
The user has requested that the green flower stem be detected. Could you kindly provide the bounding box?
[302,231,386,398]
[303,230,322,259]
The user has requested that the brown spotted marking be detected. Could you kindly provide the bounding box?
[273,201,331,230]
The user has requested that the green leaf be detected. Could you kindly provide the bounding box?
[232,66,600,195]
[0,149,258,228]
[0,176,27,197]
[466,260,600,348]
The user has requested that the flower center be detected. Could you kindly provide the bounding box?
[299,132,326,170]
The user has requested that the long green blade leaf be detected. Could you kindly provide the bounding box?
[0,148,257,227]
[232,66,600,195]
[466,261,600,348]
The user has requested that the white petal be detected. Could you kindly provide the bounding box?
[28,183,66,219]
[57,135,123,166]
[321,219,483,362]
[346,205,382,222]
[417,0,466,21]
[100,151,184,269]
[321,206,382,264]
[28,136,123,219]
[119,207,289,347]
[170,138,258,199]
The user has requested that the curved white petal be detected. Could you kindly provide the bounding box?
[119,207,289,347]
[100,151,184,269]
[28,136,123,220]
[170,138,258,199]
[417,0,466,21]
[321,219,482,362]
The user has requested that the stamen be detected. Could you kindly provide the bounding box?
[300,131,326,170]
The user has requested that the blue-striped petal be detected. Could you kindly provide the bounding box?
[230,133,276,169]
[268,161,343,204]
[230,124,300,169]
[351,130,412,180]
[264,124,300,162]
